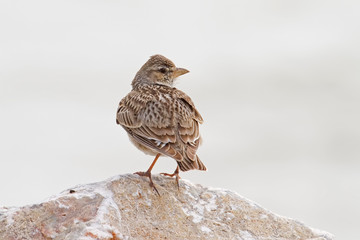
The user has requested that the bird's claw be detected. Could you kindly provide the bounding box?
[134,171,160,196]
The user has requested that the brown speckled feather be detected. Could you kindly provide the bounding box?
[117,83,206,171]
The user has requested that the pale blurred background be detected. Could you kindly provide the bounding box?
[1,0,359,239]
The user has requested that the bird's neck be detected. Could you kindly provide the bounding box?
[132,77,173,90]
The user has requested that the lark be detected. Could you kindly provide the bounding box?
[116,55,206,195]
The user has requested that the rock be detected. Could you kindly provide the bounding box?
[0,174,333,240]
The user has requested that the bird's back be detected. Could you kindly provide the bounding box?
[117,84,206,171]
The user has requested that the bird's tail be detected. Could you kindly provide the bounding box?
[177,155,207,172]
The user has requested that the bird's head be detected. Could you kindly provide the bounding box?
[132,55,189,88]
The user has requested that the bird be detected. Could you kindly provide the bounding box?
[116,54,206,195]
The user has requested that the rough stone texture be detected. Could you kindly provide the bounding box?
[0,174,333,240]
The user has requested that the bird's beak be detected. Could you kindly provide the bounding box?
[173,68,189,78]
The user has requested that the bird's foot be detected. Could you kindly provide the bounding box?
[161,166,181,190]
[134,171,160,196]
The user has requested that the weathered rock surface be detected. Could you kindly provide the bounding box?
[0,174,333,240]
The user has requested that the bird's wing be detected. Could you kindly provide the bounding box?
[177,97,202,143]
[174,94,206,171]
[177,90,203,124]
[116,104,141,128]
[174,89,203,144]
[116,91,149,128]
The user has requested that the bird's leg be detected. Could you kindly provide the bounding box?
[134,153,161,196]
[161,166,181,190]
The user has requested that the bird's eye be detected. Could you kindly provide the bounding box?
[158,67,167,74]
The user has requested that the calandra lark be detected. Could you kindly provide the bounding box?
[116,55,206,194]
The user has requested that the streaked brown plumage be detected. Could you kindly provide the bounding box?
[116,55,206,194]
